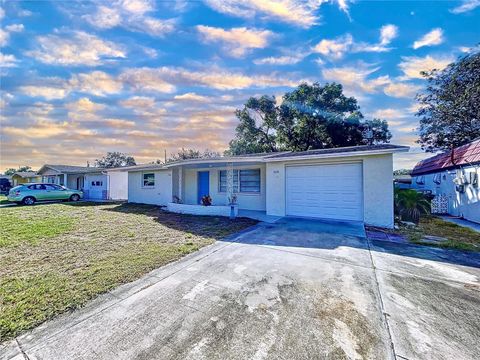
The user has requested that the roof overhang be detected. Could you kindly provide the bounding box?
[264,147,410,162]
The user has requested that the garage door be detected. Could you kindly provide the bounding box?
[286,163,363,221]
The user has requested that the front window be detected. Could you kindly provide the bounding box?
[143,173,155,187]
[219,169,260,193]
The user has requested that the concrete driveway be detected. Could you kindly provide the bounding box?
[3,218,480,360]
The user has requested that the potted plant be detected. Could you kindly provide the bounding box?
[201,195,212,206]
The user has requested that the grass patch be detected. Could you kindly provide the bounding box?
[0,194,9,205]
[1,212,74,247]
[398,216,480,252]
[0,202,257,341]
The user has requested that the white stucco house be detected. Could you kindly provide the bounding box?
[411,139,480,224]
[126,144,409,228]
[37,165,128,200]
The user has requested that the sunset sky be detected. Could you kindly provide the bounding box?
[1,0,479,171]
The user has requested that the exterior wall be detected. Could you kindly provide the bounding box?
[182,164,266,211]
[128,170,173,206]
[363,154,394,228]
[265,154,395,228]
[107,171,128,200]
[412,166,480,223]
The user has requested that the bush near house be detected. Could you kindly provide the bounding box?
[394,189,431,224]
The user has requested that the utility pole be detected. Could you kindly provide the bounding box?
[164,149,167,164]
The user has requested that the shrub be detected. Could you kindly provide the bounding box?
[394,189,430,224]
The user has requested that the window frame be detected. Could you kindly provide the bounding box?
[142,172,155,188]
[218,168,261,194]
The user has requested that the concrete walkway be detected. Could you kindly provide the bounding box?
[3,219,480,360]
[440,215,480,233]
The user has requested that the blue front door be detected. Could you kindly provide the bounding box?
[197,171,210,204]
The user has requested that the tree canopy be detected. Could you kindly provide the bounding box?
[416,50,480,152]
[94,152,136,168]
[168,148,221,163]
[227,82,391,155]
[4,166,32,175]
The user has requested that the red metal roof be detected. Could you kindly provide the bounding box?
[411,139,480,176]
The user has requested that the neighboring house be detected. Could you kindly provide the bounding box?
[126,144,409,228]
[394,174,412,189]
[36,164,128,200]
[11,172,41,186]
[411,139,480,224]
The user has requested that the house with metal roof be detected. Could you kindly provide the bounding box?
[411,139,480,224]
[37,164,128,201]
[123,144,409,228]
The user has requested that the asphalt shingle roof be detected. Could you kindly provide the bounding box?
[42,165,104,174]
[264,144,409,159]
[14,171,38,178]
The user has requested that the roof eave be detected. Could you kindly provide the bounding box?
[163,157,267,168]
[265,147,410,162]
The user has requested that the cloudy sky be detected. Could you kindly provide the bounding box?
[1,0,479,171]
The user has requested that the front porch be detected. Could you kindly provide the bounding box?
[169,161,266,213]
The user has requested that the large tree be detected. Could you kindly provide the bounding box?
[168,148,221,162]
[416,50,480,152]
[227,83,391,155]
[4,166,32,175]
[94,152,136,168]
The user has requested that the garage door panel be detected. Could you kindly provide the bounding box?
[286,163,363,221]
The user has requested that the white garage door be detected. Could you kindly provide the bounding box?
[286,163,363,221]
[85,175,107,200]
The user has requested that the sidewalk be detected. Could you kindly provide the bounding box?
[440,216,480,233]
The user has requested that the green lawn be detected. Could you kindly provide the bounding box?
[0,194,9,205]
[397,216,480,252]
[0,202,257,341]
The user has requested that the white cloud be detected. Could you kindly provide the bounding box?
[0,29,7,46]
[19,86,69,100]
[120,96,156,108]
[313,25,398,59]
[5,24,25,32]
[120,68,177,93]
[398,55,453,79]
[321,64,390,95]
[0,53,19,68]
[412,28,444,49]
[450,0,480,14]
[83,6,122,29]
[322,63,420,100]
[254,54,304,65]
[0,8,4,20]
[0,23,24,46]
[66,97,105,113]
[120,66,299,92]
[380,24,398,46]
[197,25,273,57]
[312,34,353,59]
[68,71,123,96]
[203,0,325,28]
[383,82,421,99]
[27,31,126,66]
[174,93,210,102]
[83,0,175,37]
[371,108,408,120]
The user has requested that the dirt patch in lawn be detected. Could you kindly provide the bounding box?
[369,216,480,252]
[0,202,257,341]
